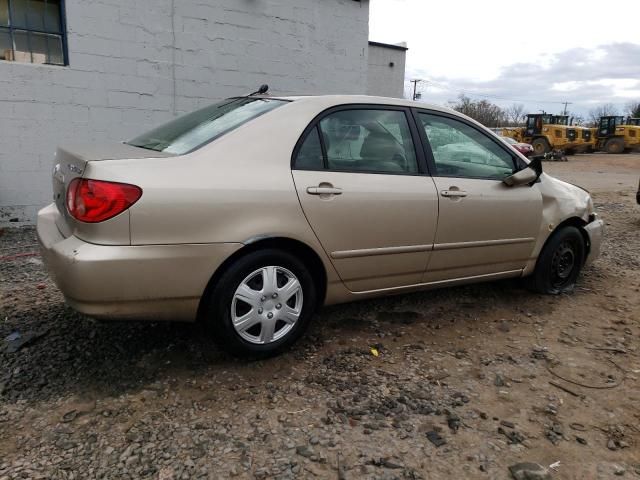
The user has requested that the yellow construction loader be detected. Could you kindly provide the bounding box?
[502,113,580,155]
[596,116,640,153]
[575,125,596,152]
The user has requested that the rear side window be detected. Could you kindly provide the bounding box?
[294,127,324,170]
[127,98,287,155]
[320,109,418,173]
[293,108,418,174]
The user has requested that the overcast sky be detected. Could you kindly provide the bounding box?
[369,0,640,118]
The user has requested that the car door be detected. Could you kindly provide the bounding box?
[414,110,542,282]
[291,106,439,292]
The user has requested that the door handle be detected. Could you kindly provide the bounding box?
[307,186,343,195]
[440,189,467,198]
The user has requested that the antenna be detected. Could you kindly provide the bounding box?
[249,84,269,96]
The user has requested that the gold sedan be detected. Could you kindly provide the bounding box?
[37,94,604,356]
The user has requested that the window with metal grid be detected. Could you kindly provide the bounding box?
[0,0,67,65]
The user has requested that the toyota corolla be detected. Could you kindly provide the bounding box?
[37,93,604,356]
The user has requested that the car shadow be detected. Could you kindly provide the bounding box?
[0,275,556,405]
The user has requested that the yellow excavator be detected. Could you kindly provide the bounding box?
[595,116,640,153]
[502,113,580,155]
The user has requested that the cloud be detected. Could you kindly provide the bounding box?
[407,43,640,116]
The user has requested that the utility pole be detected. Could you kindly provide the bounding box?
[562,101,572,116]
[410,79,422,101]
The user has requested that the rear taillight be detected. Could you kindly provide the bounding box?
[66,178,142,223]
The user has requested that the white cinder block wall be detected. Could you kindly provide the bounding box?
[367,42,407,99]
[0,0,370,224]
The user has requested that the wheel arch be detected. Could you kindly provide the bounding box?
[196,236,328,321]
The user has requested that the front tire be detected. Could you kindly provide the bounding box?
[203,249,317,357]
[532,138,551,155]
[526,226,585,294]
[605,138,624,154]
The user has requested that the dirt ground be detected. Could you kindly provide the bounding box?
[1,153,639,480]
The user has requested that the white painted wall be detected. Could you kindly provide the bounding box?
[0,0,370,224]
[367,42,407,99]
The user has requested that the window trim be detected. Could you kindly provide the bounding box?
[411,108,521,181]
[0,0,69,66]
[291,104,429,176]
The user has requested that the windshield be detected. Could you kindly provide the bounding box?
[127,98,287,155]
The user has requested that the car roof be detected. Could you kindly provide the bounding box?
[255,94,458,115]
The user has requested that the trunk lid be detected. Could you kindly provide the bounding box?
[52,142,174,236]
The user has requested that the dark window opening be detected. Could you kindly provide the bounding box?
[294,127,324,170]
[0,0,67,65]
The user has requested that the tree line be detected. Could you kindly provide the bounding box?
[448,95,640,128]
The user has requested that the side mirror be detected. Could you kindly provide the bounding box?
[503,156,543,187]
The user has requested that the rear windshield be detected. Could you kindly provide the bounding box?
[127,98,287,155]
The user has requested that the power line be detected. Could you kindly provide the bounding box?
[412,78,576,106]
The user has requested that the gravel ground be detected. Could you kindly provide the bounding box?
[1,153,639,479]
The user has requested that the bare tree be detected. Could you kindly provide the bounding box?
[625,101,640,118]
[506,103,525,126]
[449,95,507,128]
[588,103,618,126]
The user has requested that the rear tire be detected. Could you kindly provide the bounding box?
[203,249,316,357]
[605,138,624,154]
[532,138,551,155]
[526,226,585,294]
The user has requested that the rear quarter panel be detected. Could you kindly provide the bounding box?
[84,99,344,286]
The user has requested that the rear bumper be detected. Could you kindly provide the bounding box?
[37,203,242,321]
[584,217,604,267]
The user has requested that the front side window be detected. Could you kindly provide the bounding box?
[317,109,418,174]
[128,98,287,155]
[419,113,515,180]
[0,0,66,65]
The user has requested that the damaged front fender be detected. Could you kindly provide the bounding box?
[523,173,599,275]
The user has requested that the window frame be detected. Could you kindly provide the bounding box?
[291,104,429,176]
[0,0,69,66]
[410,108,524,181]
